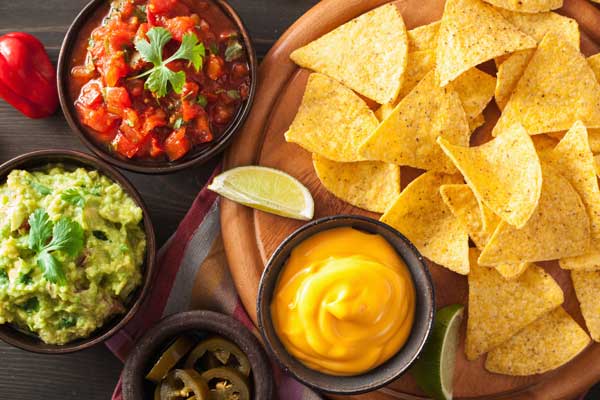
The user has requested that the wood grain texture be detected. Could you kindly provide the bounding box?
[221,0,600,398]
[0,0,317,398]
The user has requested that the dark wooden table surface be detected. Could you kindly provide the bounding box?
[0,0,317,398]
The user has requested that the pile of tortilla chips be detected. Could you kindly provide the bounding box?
[284,0,600,377]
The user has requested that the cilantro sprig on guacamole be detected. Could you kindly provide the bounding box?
[0,166,146,344]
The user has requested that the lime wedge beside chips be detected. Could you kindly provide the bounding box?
[411,304,464,400]
[208,166,314,221]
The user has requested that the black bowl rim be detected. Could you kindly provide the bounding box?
[257,215,436,395]
[57,0,258,175]
[121,310,273,400]
[0,149,157,354]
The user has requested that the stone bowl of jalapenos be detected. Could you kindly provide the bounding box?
[122,310,273,400]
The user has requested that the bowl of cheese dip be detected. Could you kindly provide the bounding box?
[257,215,435,395]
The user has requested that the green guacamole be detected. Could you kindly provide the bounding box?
[0,166,146,344]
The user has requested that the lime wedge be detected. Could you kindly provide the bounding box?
[208,166,314,221]
[411,304,465,400]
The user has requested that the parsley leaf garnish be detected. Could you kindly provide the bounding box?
[28,210,84,285]
[134,27,205,97]
[61,188,86,207]
[197,94,208,107]
[0,270,8,286]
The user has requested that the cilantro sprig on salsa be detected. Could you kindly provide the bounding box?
[133,27,205,97]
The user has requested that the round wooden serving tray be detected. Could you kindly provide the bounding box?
[221,0,600,398]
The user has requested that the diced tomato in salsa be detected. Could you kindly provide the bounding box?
[69,0,251,162]
[164,127,190,161]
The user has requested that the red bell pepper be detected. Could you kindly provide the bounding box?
[0,32,58,118]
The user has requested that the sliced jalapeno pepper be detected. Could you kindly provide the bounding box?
[159,369,209,400]
[201,367,250,400]
[146,335,196,383]
[184,337,251,376]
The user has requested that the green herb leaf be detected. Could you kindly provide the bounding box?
[226,90,240,100]
[20,297,39,313]
[45,218,84,257]
[197,94,208,107]
[119,244,129,253]
[169,33,206,71]
[58,315,77,329]
[173,117,184,129]
[224,40,243,62]
[0,270,8,286]
[37,251,66,285]
[134,28,205,97]
[31,181,51,196]
[18,272,32,285]
[209,42,219,55]
[135,27,172,66]
[88,185,102,196]
[61,188,86,207]
[28,209,52,253]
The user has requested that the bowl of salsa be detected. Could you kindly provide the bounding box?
[58,0,256,173]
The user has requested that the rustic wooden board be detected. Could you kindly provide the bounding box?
[221,0,600,398]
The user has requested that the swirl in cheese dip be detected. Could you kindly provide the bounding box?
[270,227,415,375]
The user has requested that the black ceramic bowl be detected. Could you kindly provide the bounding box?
[257,215,435,395]
[0,149,156,354]
[122,310,273,400]
[57,0,257,174]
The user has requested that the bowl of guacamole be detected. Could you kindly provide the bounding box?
[0,150,156,353]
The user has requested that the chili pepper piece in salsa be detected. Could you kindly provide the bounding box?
[70,0,250,161]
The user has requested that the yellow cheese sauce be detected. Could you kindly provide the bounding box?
[271,227,416,375]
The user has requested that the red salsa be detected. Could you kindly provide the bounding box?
[70,0,250,161]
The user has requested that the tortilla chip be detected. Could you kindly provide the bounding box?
[450,68,496,125]
[478,166,590,265]
[494,11,580,110]
[312,154,400,213]
[360,71,470,173]
[397,50,437,101]
[497,9,579,44]
[469,114,486,132]
[377,58,492,131]
[440,184,495,249]
[494,262,530,280]
[290,4,408,104]
[482,0,562,12]
[438,124,542,228]
[572,270,600,341]
[495,51,533,111]
[436,0,536,87]
[549,122,600,270]
[466,249,564,360]
[440,184,529,279]
[285,74,378,162]
[408,21,440,52]
[494,34,600,136]
[485,307,590,375]
[380,172,469,274]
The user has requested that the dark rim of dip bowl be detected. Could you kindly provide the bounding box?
[57,0,257,174]
[122,310,273,400]
[0,149,156,354]
[257,215,436,395]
